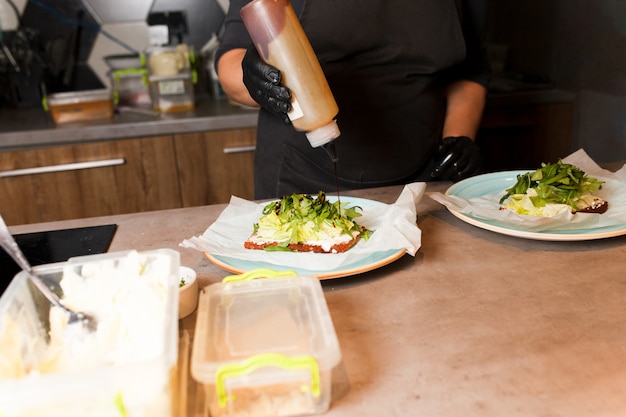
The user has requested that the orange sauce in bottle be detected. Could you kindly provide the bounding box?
[241,0,340,148]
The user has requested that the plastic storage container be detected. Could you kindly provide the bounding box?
[145,45,192,77]
[46,89,114,124]
[144,44,196,112]
[191,273,342,417]
[148,73,195,112]
[110,68,151,108]
[0,249,180,417]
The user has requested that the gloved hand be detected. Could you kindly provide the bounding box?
[242,45,292,125]
[429,136,483,181]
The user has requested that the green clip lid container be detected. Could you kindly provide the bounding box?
[191,273,342,417]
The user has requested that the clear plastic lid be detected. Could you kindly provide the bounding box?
[191,275,342,381]
[305,120,341,147]
[46,89,112,106]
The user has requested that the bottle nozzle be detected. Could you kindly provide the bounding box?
[322,141,338,163]
[305,120,340,147]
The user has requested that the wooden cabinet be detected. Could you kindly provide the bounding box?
[174,128,256,206]
[0,136,182,225]
[0,128,257,225]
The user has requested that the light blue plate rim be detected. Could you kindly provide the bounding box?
[444,171,626,241]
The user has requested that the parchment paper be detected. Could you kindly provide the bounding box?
[180,183,425,271]
[427,149,626,232]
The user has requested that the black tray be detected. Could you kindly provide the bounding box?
[1,224,117,296]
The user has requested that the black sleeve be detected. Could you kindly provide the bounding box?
[214,0,253,73]
[448,0,491,87]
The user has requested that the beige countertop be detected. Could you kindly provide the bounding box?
[0,96,258,151]
[8,182,626,416]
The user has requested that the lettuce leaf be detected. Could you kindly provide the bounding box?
[499,160,604,211]
[254,191,372,247]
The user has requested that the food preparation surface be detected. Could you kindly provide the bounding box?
[0,96,258,150]
[9,183,626,417]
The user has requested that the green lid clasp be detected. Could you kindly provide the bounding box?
[222,268,297,283]
[215,353,321,408]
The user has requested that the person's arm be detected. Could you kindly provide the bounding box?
[217,48,258,107]
[429,79,486,181]
[442,79,487,140]
[428,0,490,181]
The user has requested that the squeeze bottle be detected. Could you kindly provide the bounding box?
[241,0,340,155]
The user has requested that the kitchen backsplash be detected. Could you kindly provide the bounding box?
[0,0,227,107]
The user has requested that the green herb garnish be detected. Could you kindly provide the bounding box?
[499,160,604,210]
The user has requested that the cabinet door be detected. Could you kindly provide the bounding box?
[174,128,256,206]
[0,136,181,225]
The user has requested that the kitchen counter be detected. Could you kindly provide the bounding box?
[0,96,259,150]
[8,182,626,416]
[0,88,572,152]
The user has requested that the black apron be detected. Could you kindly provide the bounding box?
[254,0,467,199]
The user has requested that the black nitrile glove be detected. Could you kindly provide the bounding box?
[430,136,483,181]
[242,45,292,125]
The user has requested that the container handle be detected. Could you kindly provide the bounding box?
[222,268,296,283]
[215,353,321,408]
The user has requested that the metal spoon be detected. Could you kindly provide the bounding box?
[0,215,97,331]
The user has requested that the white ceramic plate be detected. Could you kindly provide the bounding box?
[204,196,406,279]
[445,171,626,241]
